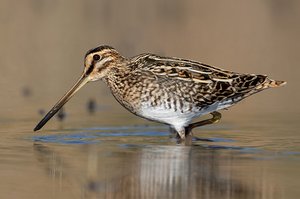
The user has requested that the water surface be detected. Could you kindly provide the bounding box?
[0,111,299,199]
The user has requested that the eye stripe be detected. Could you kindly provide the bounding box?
[86,63,94,75]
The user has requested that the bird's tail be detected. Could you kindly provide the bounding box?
[257,76,287,90]
[267,79,287,88]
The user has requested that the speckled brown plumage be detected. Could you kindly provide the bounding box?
[34,45,286,140]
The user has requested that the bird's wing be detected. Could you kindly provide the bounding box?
[131,54,268,106]
[131,54,240,84]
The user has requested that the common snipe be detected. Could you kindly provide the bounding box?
[34,45,286,139]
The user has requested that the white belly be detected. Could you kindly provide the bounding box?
[138,98,236,132]
[139,105,196,131]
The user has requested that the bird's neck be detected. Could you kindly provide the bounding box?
[102,65,138,112]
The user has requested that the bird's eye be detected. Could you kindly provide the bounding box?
[93,54,100,61]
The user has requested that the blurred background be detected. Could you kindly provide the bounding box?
[0,0,298,121]
[0,1,300,199]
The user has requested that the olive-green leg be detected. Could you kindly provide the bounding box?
[185,111,222,136]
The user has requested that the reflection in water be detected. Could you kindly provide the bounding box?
[33,143,65,195]
[33,142,281,199]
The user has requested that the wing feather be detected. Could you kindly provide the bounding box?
[130,54,269,109]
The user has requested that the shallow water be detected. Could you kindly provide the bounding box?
[0,110,299,199]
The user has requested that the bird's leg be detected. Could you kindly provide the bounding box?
[185,111,222,136]
[169,112,221,145]
[169,126,178,139]
[175,128,193,146]
[176,129,186,140]
[169,126,187,139]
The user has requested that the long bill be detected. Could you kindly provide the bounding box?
[34,74,89,131]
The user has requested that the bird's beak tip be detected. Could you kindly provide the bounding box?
[33,74,89,131]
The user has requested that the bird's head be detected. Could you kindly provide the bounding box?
[34,45,124,131]
[83,45,125,81]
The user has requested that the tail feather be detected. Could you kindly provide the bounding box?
[259,77,287,89]
[233,74,286,91]
[268,79,287,88]
[211,74,285,110]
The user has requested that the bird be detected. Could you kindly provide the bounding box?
[34,45,286,140]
